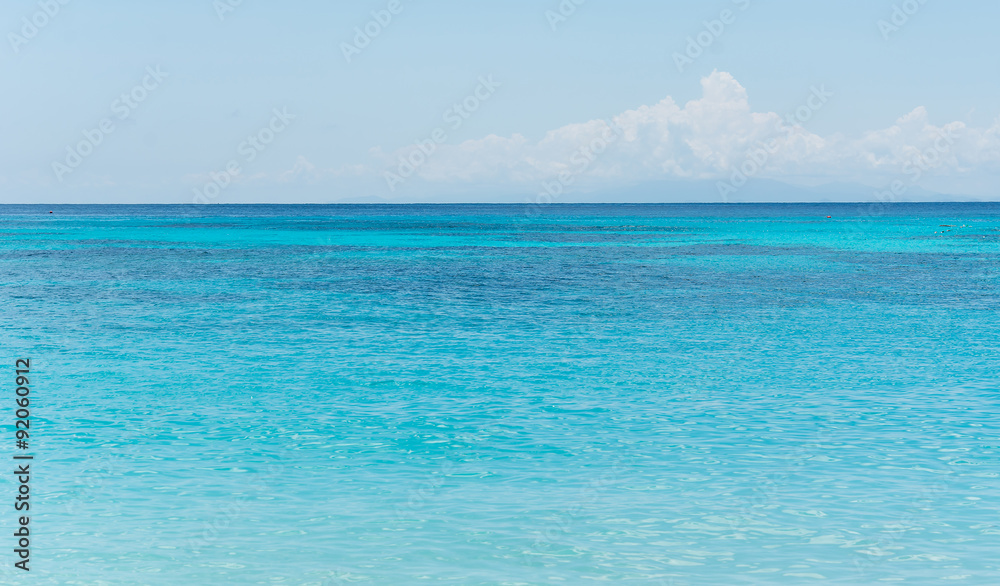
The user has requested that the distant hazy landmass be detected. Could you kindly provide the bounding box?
[330,179,983,205]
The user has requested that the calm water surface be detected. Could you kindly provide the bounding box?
[1,203,998,584]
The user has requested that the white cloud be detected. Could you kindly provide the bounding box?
[173,72,998,201]
[278,155,317,183]
[380,71,1000,195]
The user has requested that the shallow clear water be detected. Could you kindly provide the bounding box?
[1,203,999,584]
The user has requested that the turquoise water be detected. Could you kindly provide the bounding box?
[1,203,999,585]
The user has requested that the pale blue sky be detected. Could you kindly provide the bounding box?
[2,0,998,203]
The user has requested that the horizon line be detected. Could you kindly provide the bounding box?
[4,201,1000,207]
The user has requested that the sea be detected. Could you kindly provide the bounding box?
[1,203,998,584]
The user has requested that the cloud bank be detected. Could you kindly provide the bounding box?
[377,71,1000,198]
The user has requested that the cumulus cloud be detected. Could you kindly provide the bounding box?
[380,71,1000,194]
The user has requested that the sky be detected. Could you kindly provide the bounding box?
[1,0,999,203]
